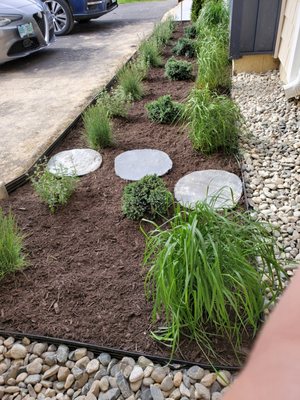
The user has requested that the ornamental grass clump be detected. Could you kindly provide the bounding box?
[117,62,144,100]
[0,208,25,279]
[196,0,229,32]
[185,88,241,154]
[191,0,205,22]
[139,38,163,68]
[83,104,113,149]
[172,37,196,58]
[122,175,173,221]
[97,86,132,118]
[152,18,175,47]
[143,203,286,359]
[146,95,183,124]
[30,163,78,213]
[165,57,193,81]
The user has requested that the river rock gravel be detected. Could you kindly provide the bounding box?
[0,337,234,400]
[232,71,300,268]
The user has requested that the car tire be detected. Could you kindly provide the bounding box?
[45,0,74,36]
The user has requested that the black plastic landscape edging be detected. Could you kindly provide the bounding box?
[0,330,241,372]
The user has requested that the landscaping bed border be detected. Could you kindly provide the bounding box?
[0,330,240,372]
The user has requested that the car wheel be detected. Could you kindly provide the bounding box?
[45,0,74,36]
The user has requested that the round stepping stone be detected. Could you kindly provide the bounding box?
[174,170,243,209]
[47,149,102,176]
[114,149,172,181]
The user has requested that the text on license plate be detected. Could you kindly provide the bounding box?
[18,23,34,39]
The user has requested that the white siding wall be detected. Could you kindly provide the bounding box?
[277,0,300,84]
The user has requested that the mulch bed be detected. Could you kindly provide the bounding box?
[0,23,246,366]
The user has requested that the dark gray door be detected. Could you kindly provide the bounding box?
[230,0,282,59]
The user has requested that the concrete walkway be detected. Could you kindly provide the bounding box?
[0,0,177,186]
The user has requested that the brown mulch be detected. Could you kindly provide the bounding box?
[0,24,247,366]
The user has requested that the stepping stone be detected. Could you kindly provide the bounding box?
[47,149,102,176]
[174,170,243,209]
[114,149,172,181]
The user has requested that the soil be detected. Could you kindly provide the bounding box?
[0,24,247,366]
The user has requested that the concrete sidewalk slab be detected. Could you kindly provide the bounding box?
[0,0,177,186]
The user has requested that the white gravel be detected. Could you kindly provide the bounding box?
[232,71,300,268]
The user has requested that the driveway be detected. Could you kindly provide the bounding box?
[0,0,177,187]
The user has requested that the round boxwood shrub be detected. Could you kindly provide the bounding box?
[146,95,183,124]
[172,37,196,58]
[122,175,173,220]
[165,57,193,81]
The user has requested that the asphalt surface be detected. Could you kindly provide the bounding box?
[0,0,177,186]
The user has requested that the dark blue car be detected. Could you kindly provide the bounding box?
[44,0,118,35]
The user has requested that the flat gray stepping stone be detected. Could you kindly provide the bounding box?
[47,149,102,176]
[114,149,172,181]
[175,170,243,209]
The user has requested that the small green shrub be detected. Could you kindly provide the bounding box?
[146,95,183,124]
[165,57,193,81]
[153,18,175,47]
[172,37,196,58]
[144,203,286,358]
[184,24,197,39]
[97,86,132,118]
[197,31,230,91]
[191,0,205,22]
[0,208,25,279]
[117,62,144,100]
[139,38,163,67]
[185,88,241,154]
[30,163,78,213]
[83,104,113,149]
[122,175,173,221]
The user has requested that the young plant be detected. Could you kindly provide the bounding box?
[172,37,196,58]
[196,0,229,32]
[30,163,78,213]
[165,57,193,81]
[152,18,175,47]
[197,32,231,91]
[184,24,197,39]
[97,86,132,118]
[117,62,144,100]
[185,88,241,154]
[122,175,173,221]
[146,95,183,124]
[143,203,286,359]
[83,104,113,149]
[0,208,25,279]
[139,38,163,67]
[191,0,205,22]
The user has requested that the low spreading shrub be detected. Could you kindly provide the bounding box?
[185,88,241,154]
[184,24,197,39]
[172,37,196,58]
[191,0,205,22]
[83,104,113,149]
[165,57,193,81]
[30,163,78,213]
[0,208,25,279]
[117,62,144,100]
[146,95,183,124]
[97,86,132,118]
[144,203,286,358]
[122,175,173,220]
[139,38,163,68]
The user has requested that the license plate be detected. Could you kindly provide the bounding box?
[17,22,34,39]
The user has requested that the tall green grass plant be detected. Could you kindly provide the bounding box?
[83,104,113,149]
[143,203,286,359]
[117,62,144,100]
[0,209,25,278]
